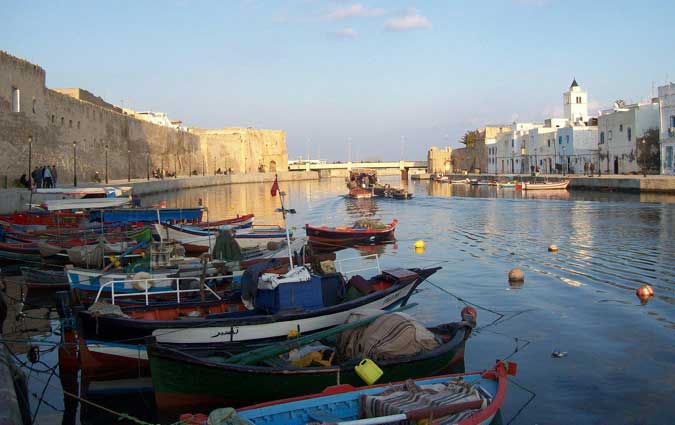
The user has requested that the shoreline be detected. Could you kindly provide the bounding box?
[0,171,319,214]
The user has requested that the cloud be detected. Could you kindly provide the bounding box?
[327,27,358,39]
[323,4,386,21]
[384,11,431,31]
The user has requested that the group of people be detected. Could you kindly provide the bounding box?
[19,165,58,189]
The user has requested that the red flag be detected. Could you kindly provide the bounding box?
[270,175,279,197]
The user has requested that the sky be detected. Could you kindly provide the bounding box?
[2,0,675,160]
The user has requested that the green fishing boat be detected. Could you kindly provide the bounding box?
[147,311,475,411]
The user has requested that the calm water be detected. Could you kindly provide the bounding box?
[16,177,675,424]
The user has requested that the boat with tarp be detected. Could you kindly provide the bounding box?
[147,308,474,410]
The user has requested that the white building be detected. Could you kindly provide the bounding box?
[495,122,540,173]
[658,83,675,175]
[598,100,660,174]
[556,126,598,174]
[486,124,512,174]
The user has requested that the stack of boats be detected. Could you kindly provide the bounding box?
[347,169,413,199]
[2,188,516,424]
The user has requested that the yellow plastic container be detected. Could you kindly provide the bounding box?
[355,358,383,385]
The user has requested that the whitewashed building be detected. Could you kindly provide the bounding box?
[486,125,512,174]
[564,79,589,125]
[495,122,540,173]
[658,83,675,175]
[597,101,660,174]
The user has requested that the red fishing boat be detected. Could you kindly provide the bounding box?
[192,213,255,230]
[305,219,398,249]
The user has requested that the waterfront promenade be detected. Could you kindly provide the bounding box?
[414,173,675,193]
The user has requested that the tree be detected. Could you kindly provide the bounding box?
[460,130,482,149]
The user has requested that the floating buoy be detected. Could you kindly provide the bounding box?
[548,244,559,252]
[414,246,425,255]
[508,268,525,282]
[636,285,654,302]
[414,240,425,249]
[461,306,478,327]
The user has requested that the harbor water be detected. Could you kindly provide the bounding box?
[8,177,675,424]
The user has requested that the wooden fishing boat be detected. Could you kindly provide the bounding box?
[451,178,470,184]
[305,220,397,248]
[33,186,132,199]
[146,311,473,410]
[41,197,133,211]
[89,207,204,224]
[154,223,289,253]
[387,188,413,199]
[497,182,516,188]
[74,264,441,372]
[0,211,85,227]
[523,179,570,190]
[192,214,255,230]
[209,361,516,425]
[348,188,373,199]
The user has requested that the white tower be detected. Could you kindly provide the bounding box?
[563,78,588,125]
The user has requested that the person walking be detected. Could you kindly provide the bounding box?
[51,165,57,186]
[589,162,595,177]
[33,167,43,188]
[43,165,53,188]
[584,162,589,176]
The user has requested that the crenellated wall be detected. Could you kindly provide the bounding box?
[0,50,287,186]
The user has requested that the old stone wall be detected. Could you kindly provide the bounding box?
[0,50,287,186]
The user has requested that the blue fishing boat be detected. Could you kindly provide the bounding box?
[198,362,516,425]
[89,207,204,224]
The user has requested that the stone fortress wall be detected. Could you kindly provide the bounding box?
[0,50,287,185]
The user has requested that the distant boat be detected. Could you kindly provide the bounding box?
[497,182,516,188]
[348,188,373,199]
[306,219,397,248]
[523,180,570,190]
[451,178,470,184]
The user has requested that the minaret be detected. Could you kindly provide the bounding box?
[563,78,588,125]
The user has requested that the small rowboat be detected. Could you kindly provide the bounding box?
[20,267,69,289]
[192,214,254,230]
[523,179,570,190]
[154,223,289,253]
[497,182,516,188]
[211,361,517,425]
[147,309,472,410]
[305,220,397,248]
[451,178,470,184]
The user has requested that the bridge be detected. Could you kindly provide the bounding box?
[288,160,427,172]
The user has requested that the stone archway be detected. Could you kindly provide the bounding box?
[269,160,277,172]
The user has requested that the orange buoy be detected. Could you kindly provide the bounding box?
[508,268,525,282]
[461,306,478,327]
[636,284,654,300]
[548,244,559,252]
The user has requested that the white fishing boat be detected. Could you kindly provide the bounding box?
[523,179,570,190]
[451,178,470,184]
[154,222,290,253]
[34,186,132,199]
[41,196,132,211]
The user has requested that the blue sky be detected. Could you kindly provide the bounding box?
[2,0,675,160]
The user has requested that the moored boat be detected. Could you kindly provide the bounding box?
[205,361,516,425]
[154,223,289,253]
[147,309,473,410]
[192,214,255,230]
[523,179,570,190]
[305,219,398,249]
[74,262,440,373]
[89,207,204,223]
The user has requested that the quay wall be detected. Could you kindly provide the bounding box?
[414,173,675,193]
[0,51,287,186]
[0,171,318,213]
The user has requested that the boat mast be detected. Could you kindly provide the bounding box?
[276,191,295,269]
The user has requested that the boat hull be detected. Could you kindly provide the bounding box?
[148,323,469,410]
[523,180,570,190]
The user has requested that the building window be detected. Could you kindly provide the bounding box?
[11,87,20,112]
[77,121,81,129]
[511,139,514,148]
[576,96,582,104]
[608,130,613,141]
[548,140,551,147]
[627,127,631,141]
[600,132,605,144]
[32,98,36,114]
[619,124,623,132]
[51,114,55,123]
[61,117,64,126]
[670,116,675,128]
[558,136,562,145]
[69,120,72,128]
[566,135,570,144]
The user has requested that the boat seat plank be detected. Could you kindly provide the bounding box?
[307,410,344,422]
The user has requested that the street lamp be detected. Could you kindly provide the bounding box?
[127,149,131,182]
[174,153,178,178]
[562,146,566,176]
[104,144,109,184]
[27,135,33,186]
[72,141,77,187]
[146,151,150,181]
[641,139,647,177]
[189,154,192,177]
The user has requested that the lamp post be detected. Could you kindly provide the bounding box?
[146,151,150,181]
[202,157,205,176]
[174,153,177,178]
[72,141,77,187]
[189,154,192,177]
[127,149,131,182]
[562,146,566,176]
[641,139,647,177]
[27,135,33,185]
[104,144,109,184]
